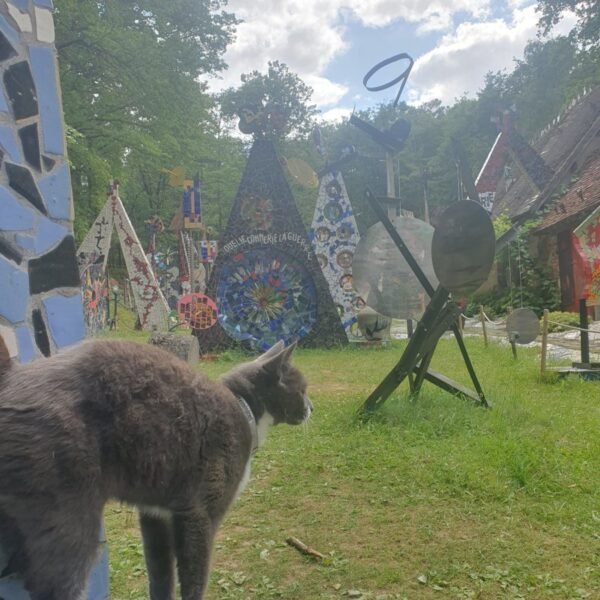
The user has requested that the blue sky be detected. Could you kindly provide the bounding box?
[208,1,575,120]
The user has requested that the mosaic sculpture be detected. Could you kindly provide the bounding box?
[0,1,109,597]
[308,137,363,342]
[77,181,169,332]
[198,118,347,351]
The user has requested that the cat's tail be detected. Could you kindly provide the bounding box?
[0,333,12,381]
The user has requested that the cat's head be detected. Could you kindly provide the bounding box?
[221,341,312,426]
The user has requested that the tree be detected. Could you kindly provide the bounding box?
[53,0,238,238]
[219,61,318,139]
[536,1,600,48]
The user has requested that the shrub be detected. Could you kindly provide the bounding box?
[544,311,580,333]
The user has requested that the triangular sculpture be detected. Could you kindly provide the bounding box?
[77,181,169,332]
[198,139,347,352]
[309,170,362,341]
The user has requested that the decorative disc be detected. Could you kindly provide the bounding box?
[353,216,437,319]
[431,200,495,296]
[177,294,217,330]
[216,248,318,350]
[506,308,540,345]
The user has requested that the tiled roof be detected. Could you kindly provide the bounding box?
[492,86,600,219]
[536,156,600,232]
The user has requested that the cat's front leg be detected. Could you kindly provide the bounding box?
[140,512,176,600]
[172,508,215,600]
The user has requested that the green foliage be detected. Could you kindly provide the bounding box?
[219,61,318,140]
[54,0,240,238]
[492,213,512,239]
[545,310,581,332]
[537,0,600,48]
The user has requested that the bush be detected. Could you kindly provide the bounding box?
[545,311,580,333]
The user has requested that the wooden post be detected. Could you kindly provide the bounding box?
[540,309,549,378]
[385,152,396,198]
[479,305,488,347]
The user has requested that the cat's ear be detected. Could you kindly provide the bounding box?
[259,340,297,377]
[255,340,285,363]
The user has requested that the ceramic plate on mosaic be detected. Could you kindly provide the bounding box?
[431,200,495,297]
[353,217,437,319]
[216,249,318,350]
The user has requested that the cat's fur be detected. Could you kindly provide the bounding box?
[0,337,311,600]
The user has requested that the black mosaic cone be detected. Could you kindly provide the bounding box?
[196,138,347,352]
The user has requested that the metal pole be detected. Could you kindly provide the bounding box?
[579,298,590,365]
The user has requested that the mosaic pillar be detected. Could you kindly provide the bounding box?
[309,171,363,341]
[0,1,109,597]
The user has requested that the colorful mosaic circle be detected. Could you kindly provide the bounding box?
[324,200,343,222]
[217,249,318,350]
[177,293,218,330]
[336,250,353,269]
[315,227,331,243]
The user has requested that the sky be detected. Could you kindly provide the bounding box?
[207,0,576,121]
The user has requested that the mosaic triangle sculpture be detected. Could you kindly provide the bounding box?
[0,1,109,597]
[198,138,347,352]
[309,170,362,341]
[77,181,170,332]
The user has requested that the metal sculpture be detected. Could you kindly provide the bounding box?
[506,307,540,358]
[360,195,492,411]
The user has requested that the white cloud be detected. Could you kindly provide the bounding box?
[207,1,499,108]
[407,5,578,105]
[205,1,577,112]
[319,107,354,122]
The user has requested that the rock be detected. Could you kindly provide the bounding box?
[148,332,199,365]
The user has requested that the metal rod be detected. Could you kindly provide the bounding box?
[580,298,590,365]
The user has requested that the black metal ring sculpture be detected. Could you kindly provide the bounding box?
[363,52,414,106]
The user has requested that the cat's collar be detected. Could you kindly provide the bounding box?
[236,395,258,454]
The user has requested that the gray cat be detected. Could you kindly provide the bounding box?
[0,336,311,600]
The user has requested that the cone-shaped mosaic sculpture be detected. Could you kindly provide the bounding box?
[77,182,169,332]
[309,171,363,341]
[198,139,347,352]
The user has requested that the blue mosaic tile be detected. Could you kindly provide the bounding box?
[38,162,71,219]
[0,236,23,264]
[0,256,28,322]
[0,576,31,600]
[43,293,86,348]
[15,325,38,362]
[0,14,20,46]
[33,216,67,254]
[29,46,64,156]
[10,0,30,10]
[0,89,9,113]
[33,0,54,8]
[14,233,36,251]
[0,124,23,162]
[0,185,34,230]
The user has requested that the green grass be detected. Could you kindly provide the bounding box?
[103,332,600,599]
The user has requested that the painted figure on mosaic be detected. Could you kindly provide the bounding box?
[197,103,347,352]
[77,181,169,332]
[0,1,109,597]
[309,130,363,341]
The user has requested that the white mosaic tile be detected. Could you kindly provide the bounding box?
[7,4,32,33]
[0,323,18,358]
[35,6,54,43]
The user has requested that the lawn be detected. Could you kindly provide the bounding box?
[103,327,599,599]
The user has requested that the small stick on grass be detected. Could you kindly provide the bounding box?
[286,536,325,560]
